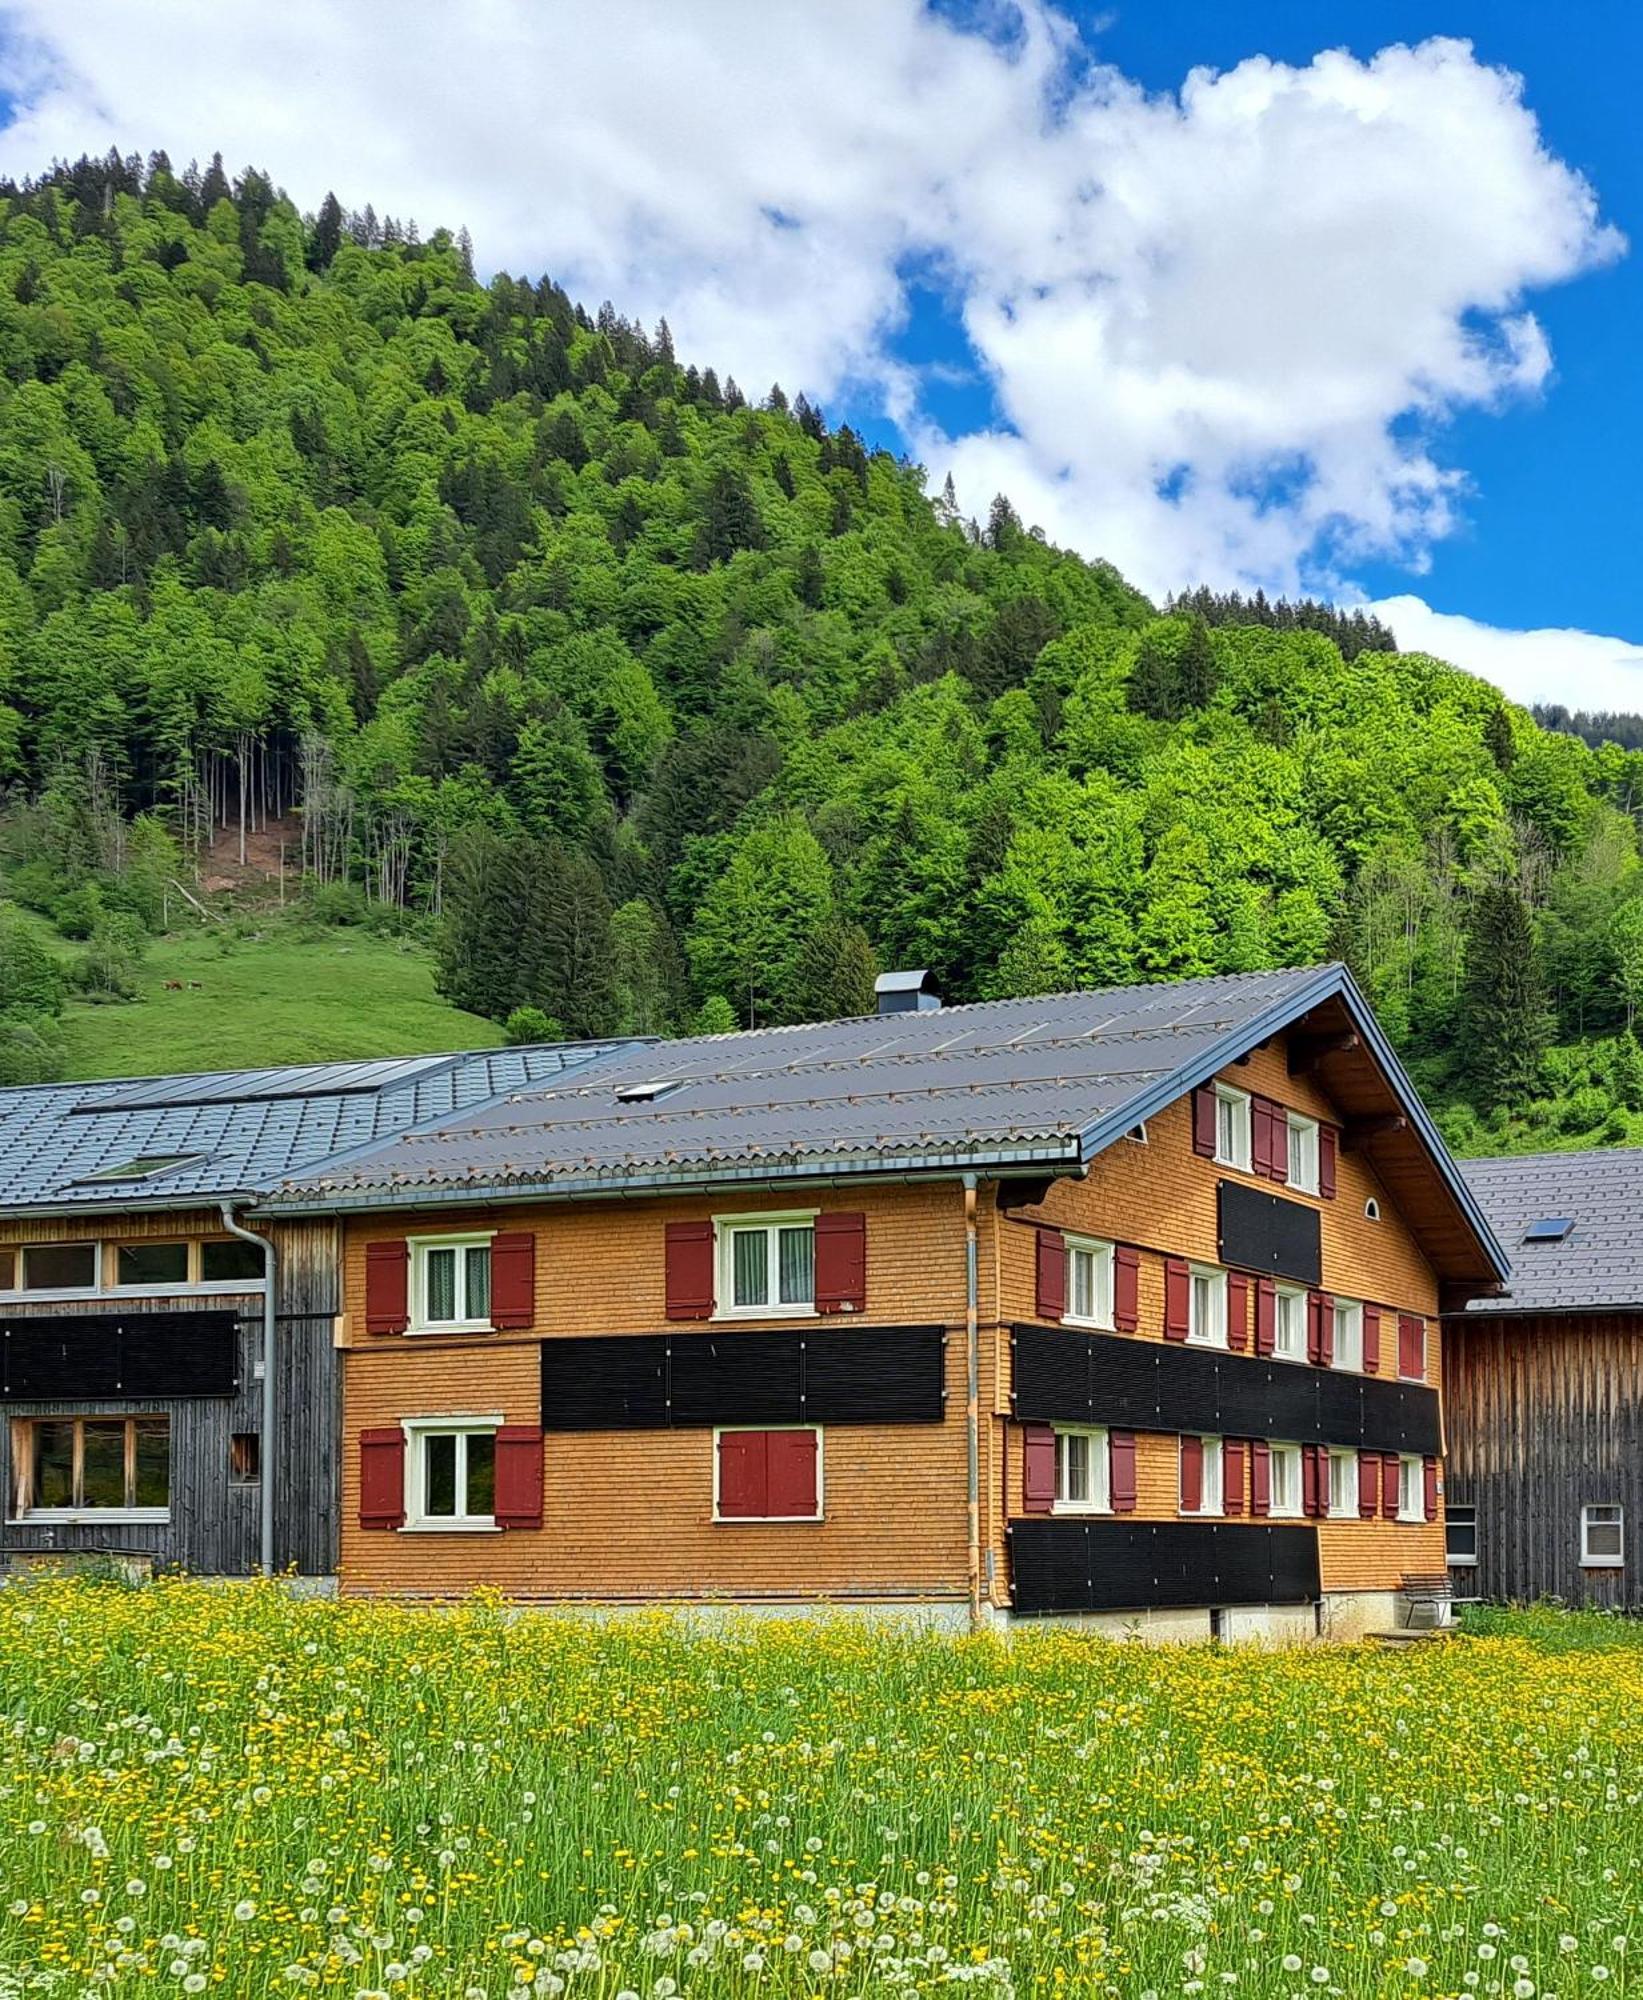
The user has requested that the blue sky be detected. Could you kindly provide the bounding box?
[0,1,1636,706]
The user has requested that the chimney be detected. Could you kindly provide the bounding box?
[875,969,941,1015]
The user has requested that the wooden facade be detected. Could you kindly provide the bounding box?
[1443,1311,1643,1609]
[0,1208,339,1575]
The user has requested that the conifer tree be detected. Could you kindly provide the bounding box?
[1458,881,1550,1107]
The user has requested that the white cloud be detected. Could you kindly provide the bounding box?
[0,3,1623,624]
[1372,595,1643,716]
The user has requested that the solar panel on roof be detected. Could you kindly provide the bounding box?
[72,1054,455,1115]
[1523,1216,1574,1243]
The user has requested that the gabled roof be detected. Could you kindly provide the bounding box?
[1456,1148,1643,1315]
[0,1042,637,1213]
[262,963,1508,1287]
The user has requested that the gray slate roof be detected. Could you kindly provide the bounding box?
[1459,1148,1643,1315]
[0,1043,634,1213]
[264,965,1506,1284]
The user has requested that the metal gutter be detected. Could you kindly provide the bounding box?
[219,1202,278,1577]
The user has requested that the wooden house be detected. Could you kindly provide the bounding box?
[1444,1149,1643,1609]
[260,964,1508,1637]
[0,1044,629,1577]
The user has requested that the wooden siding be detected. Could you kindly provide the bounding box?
[1443,1312,1643,1608]
[0,1213,340,1575]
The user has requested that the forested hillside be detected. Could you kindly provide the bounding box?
[1,152,1642,1155]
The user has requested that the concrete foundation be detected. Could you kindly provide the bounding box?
[1318,1589,1401,1640]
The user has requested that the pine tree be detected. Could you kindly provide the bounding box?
[1175,617,1219,711]
[530,844,616,1037]
[308,192,343,273]
[694,466,765,568]
[789,916,878,1021]
[1485,705,1516,771]
[1458,881,1550,1108]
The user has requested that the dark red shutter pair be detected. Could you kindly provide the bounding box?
[1306,1290,1335,1366]
[357,1426,542,1530]
[1020,1426,1135,1514]
[718,1429,817,1518]
[1300,1443,1326,1518]
[363,1233,536,1333]
[1398,1314,1426,1380]
[665,1215,868,1318]
[1358,1450,1381,1518]
[1251,1097,1289,1182]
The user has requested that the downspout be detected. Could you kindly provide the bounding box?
[963,1172,981,1633]
[220,1202,277,1576]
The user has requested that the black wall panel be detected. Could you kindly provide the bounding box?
[0,1311,238,1400]
[1012,1324,1440,1455]
[1218,1181,1322,1285]
[541,1325,947,1430]
[1011,1518,1321,1615]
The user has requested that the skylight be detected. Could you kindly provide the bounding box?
[1522,1216,1574,1244]
[74,1153,208,1185]
[613,1080,685,1104]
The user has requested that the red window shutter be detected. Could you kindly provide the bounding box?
[814,1212,867,1315]
[1250,1439,1271,1517]
[1315,1291,1335,1367]
[1163,1257,1190,1341]
[1423,1456,1439,1521]
[1192,1085,1218,1157]
[1381,1452,1400,1518]
[1254,1278,1276,1356]
[364,1241,410,1336]
[1113,1246,1140,1332]
[1306,1291,1321,1365]
[665,1220,715,1320]
[1358,1450,1380,1519]
[494,1426,543,1528]
[1022,1423,1057,1514]
[767,1430,819,1517]
[716,1430,766,1518]
[1224,1438,1247,1516]
[1399,1314,1426,1381]
[1269,1106,1289,1184]
[1227,1272,1250,1353]
[1109,1431,1137,1513]
[1362,1304,1381,1376]
[1252,1097,1274,1177]
[1319,1125,1338,1198]
[358,1427,405,1529]
[1179,1434,1204,1512]
[489,1233,536,1330]
[1035,1228,1066,1322]
[1301,1443,1322,1518]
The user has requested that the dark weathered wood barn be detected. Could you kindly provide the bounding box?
[1445,1149,1643,1608]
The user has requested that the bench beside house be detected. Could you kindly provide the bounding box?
[260,963,1508,1636]
[0,1044,632,1576]
[1444,1149,1643,1609]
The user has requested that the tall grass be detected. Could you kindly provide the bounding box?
[0,1580,1637,1995]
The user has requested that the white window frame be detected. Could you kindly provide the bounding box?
[1327,1446,1358,1520]
[1581,1504,1625,1568]
[713,1211,819,1320]
[1397,1454,1424,1523]
[0,1234,269,1305]
[712,1424,824,1523]
[1053,1425,1110,1514]
[1181,1434,1223,1518]
[401,1416,501,1532]
[1187,1263,1228,1348]
[1213,1085,1252,1172]
[1267,1442,1304,1519]
[409,1232,496,1335]
[1273,1284,1307,1363]
[1064,1236,1115,1331]
[8,1414,171,1526]
[1286,1113,1320,1195]
[1332,1297,1364,1373]
[1445,1503,1477,1567]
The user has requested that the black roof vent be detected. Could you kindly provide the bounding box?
[1523,1216,1574,1244]
[875,969,941,1016]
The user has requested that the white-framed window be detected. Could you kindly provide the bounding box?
[1268,1442,1303,1518]
[411,1234,494,1333]
[1188,1264,1227,1347]
[714,1426,822,1521]
[1445,1504,1477,1566]
[1179,1435,1223,1516]
[402,1418,499,1530]
[1054,1426,1110,1513]
[1582,1504,1625,1568]
[1332,1298,1364,1372]
[1214,1085,1252,1171]
[9,1415,170,1524]
[1286,1114,1320,1195]
[1397,1454,1424,1522]
[1273,1285,1307,1362]
[1327,1447,1358,1519]
[1065,1237,1115,1329]
[715,1212,817,1317]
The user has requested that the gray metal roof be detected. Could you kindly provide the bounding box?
[261,963,1508,1282]
[1458,1148,1643,1315]
[0,1042,636,1212]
